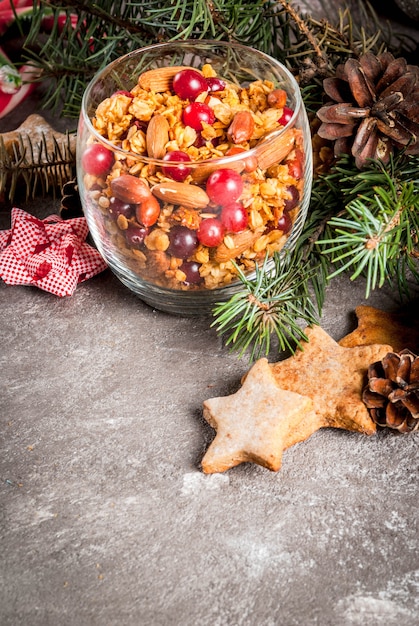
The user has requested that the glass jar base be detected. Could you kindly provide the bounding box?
[112,265,244,316]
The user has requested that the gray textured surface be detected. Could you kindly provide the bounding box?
[1,201,419,625]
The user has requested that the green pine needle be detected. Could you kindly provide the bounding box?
[317,155,419,298]
[17,0,401,117]
[211,250,319,361]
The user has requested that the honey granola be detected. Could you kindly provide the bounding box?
[81,64,306,290]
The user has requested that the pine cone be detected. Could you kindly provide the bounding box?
[363,349,419,433]
[317,52,419,168]
[310,116,335,176]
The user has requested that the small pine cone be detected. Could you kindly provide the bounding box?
[363,349,419,433]
[317,51,419,168]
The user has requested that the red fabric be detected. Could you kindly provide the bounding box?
[0,208,108,296]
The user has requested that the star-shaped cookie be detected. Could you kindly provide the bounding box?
[338,305,419,353]
[201,358,314,474]
[270,324,393,434]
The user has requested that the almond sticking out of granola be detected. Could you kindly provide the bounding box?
[214,228,263,263]
[152,181,210,210]
[138,66,199,92]
[146,114,170,159]
[110,174,151,204]
[191,159,245,184]
[267,89,288,109]
[255,127,297,170]
[227,110,255,144]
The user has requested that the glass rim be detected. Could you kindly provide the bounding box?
[80,39,303,167]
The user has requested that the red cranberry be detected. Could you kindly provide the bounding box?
[168,226,199,259]
[283,185,300,212]
[112,90,133,98]
[220,202,248,233]
[125,225,149,247]
[173,69,208,100]
[162,151,192,182]
[81,143,114,176]
[193,133,206,148]
[182,102,215,131]
[109,197,134,219]
[197,218,225,247]
[278,106,294,126]
[276,212,292,234]
[206,169,243,206]
[206,77,226,92]
[180,261,202,284]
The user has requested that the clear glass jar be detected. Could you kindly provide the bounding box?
[77,40,313,314]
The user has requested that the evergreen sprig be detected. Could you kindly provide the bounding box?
[317,155,419,299]
[22,0,286,116]
[212,153,419,360]
[16,0,401,117]
[211,249,319,360]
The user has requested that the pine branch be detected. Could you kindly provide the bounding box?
[274,0,325,59]
[211,152,419,361]
[21,0,286,115]
[317,155,419,298]
[16,0,400,117]
[211,248,320,361]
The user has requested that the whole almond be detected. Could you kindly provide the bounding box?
[146,115,169,159]
[138,66,199,92]
[227,110,255,144]
[152,181,209,210]
[191,160,244,184]
[255,128,297,170]
[110,174,151,204]
[214,228,263,263]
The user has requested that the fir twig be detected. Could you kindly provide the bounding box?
[211,249,319,361]
[274,0,324,58]
[212,152,419,361]
[317,155,419,298]
[16,0,401,116]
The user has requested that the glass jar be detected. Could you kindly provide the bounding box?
[77,40,313,314]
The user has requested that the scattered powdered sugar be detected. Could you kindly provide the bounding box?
[180,471,229,496]
[338,594,414,625]
[383,509,408,532]
[32,508,57,523]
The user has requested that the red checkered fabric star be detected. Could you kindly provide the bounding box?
[0,208,108,296]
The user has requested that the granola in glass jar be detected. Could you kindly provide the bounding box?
[81,63,305,291]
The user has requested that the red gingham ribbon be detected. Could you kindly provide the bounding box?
[0,208,108,296]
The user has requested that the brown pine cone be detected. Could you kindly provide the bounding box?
[310,116,335,176]
[363,349,419,433]
[317,52,419,168]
